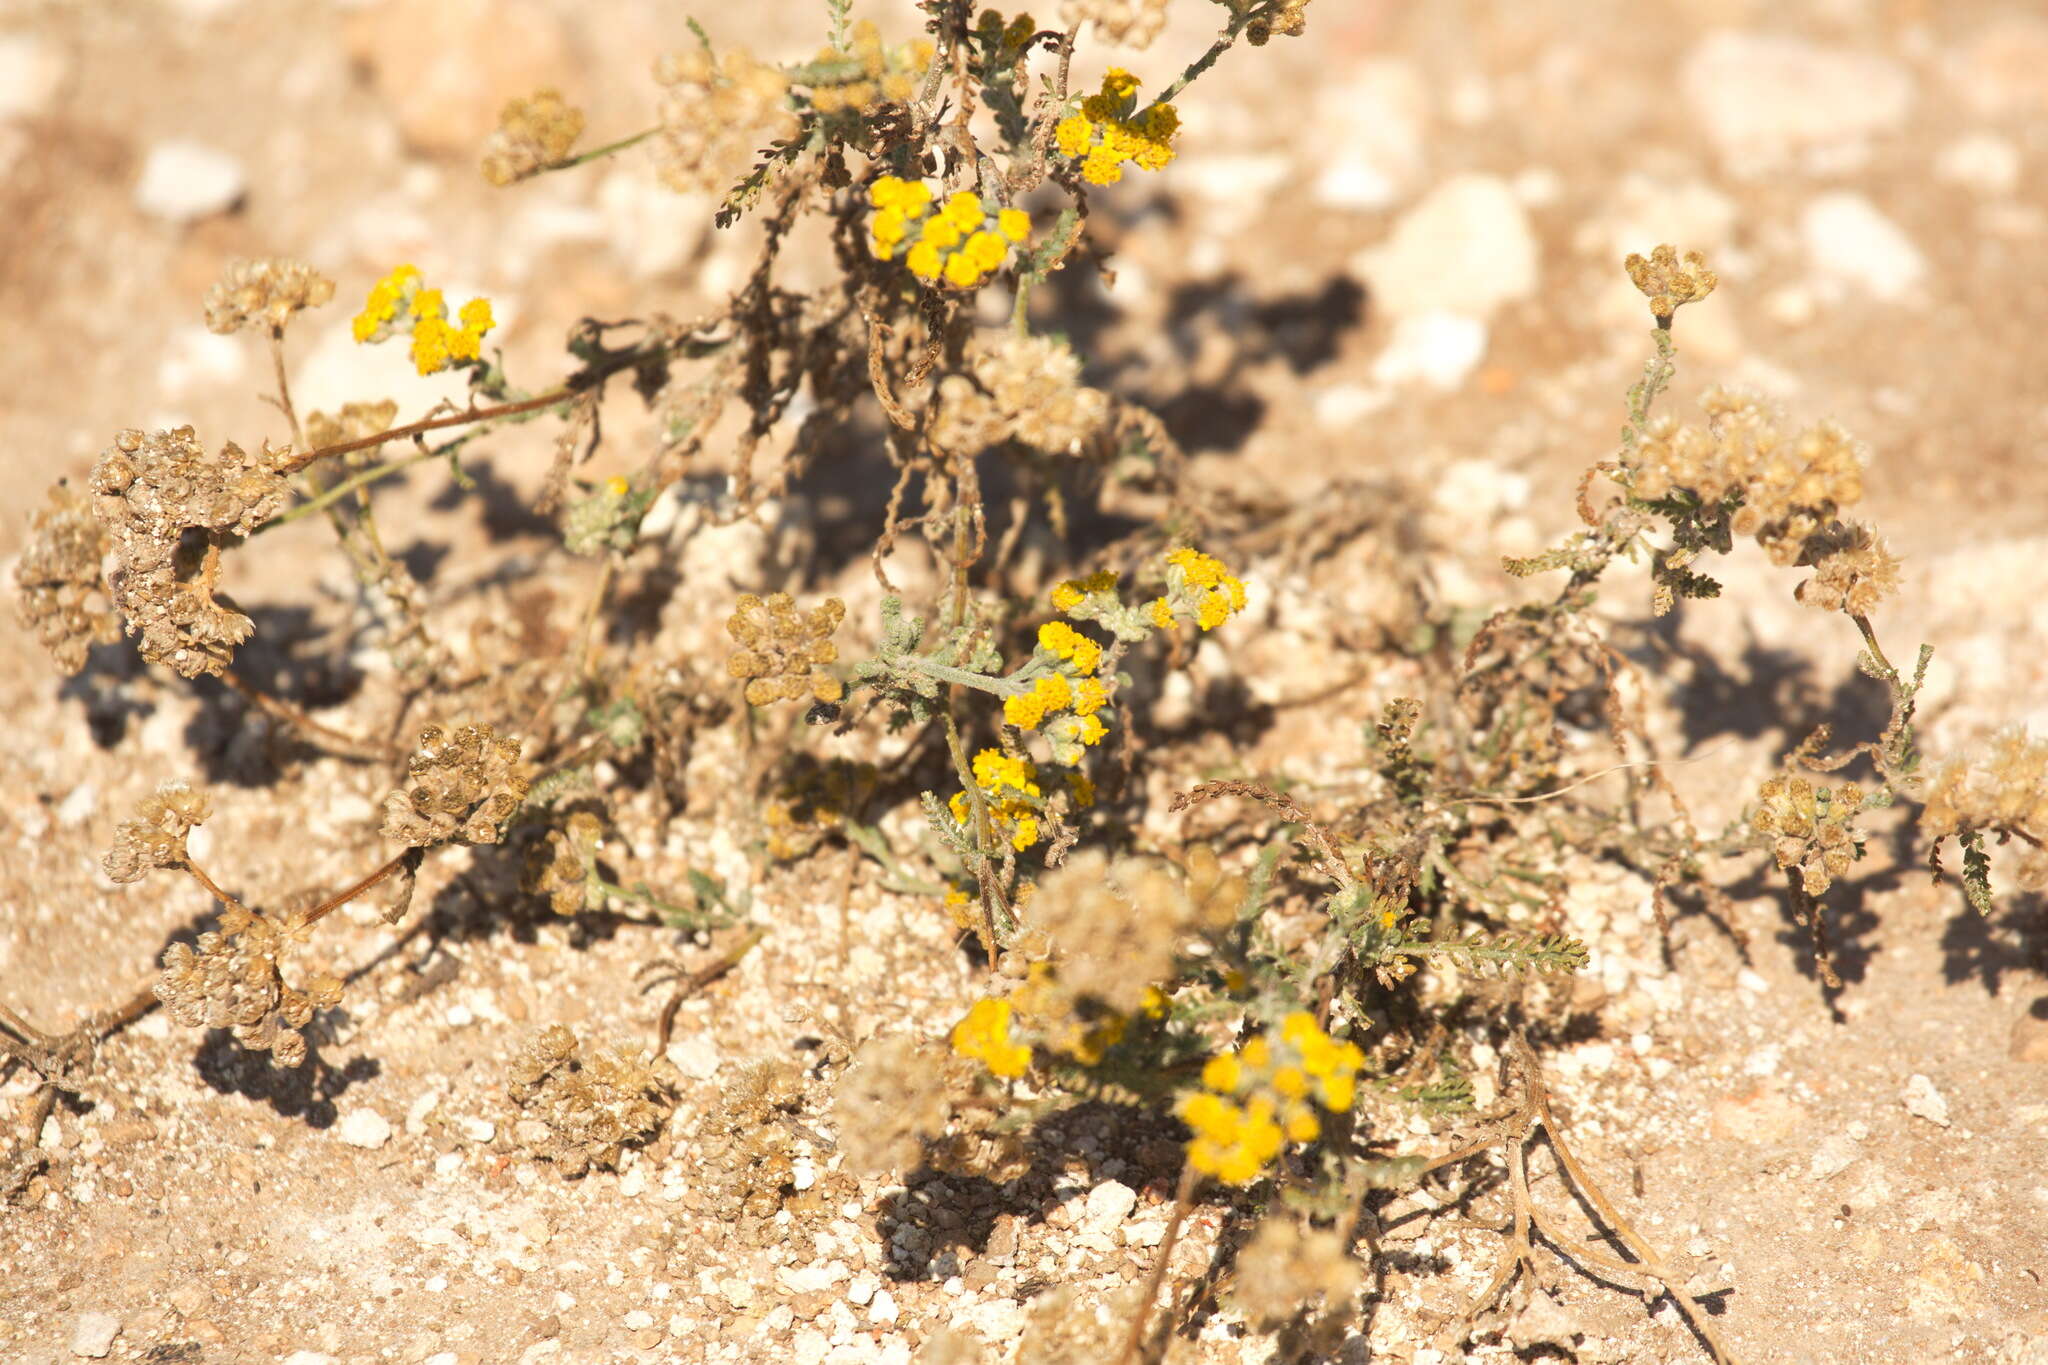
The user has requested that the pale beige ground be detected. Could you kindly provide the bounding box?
[2,2,2046,1364]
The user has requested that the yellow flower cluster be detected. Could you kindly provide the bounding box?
[950,997,1031,1078]
[1151,547,1248,631]
[1054,68,1179,185]
[1036,620,1102,674]
[1178,1011,1364,1185]
[1049,568,1118,614]
[869,176,1031,288]
[351,265,496,376]
[948,747,1044,850]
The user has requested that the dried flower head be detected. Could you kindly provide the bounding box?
[1060,0,1169,50]
[202,258,336,335]
[103,781,211,883]
[801,20,934,116]
[830,1034,955,1175]
[1752,775,1863,896]
[1247,0,1314,44]
[303,399,399,467]
[1795,522,1901,616]
[932,333,1110,457]
[726,592,845,705]
[652,45,797,194]
[155,905,341,1068]
[90,426,291,678]
[696,1058,809,1220]
[1027,848,1231,1015]
[1230,1215,1361,1334]
[1016,1285,1135,1365]
[1625,243,1718,322]
[15,482,119,673]
[508,1025,675,1176]
[480,88,585,186]
[1920,729,2048,844]
[522,810,605,914]
[381,723,531,847]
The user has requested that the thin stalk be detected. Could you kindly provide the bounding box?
[1114,1164,1200,1365]
[220,668,397,760]
[544,124,660,174]
[258,441,452,532]
[302,851,416,929]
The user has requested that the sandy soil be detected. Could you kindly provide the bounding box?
[2,2,2046,1363]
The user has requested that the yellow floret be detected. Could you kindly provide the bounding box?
[920,215,963,251]
[1067,772,1096,809]
[1102,67,1140,100]
[905,242,943,280]
[1202,1053,1243,1093]
[458,296,494,331]
[962,229,1009,272]
[1081,150,1123,185]
[998,208,1030,242]
[1050,582,1085,613]
[942,191,985,231]
[872,206,909,250]
[411,287,446,320]
[1284,1107,1321,1143]
[1055,113,1094,158]
[409,317,452,375]
[950,998,1031,1078]
[1150,597,1175,629]
[1072,677,1108,716]
[942,251,984,289]
[604,475,630,497]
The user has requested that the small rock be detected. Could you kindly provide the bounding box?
[1349,173,1538,321]
[1310,60,1428,211]
[1080,1180,1138,1239]
[2010,1010,2048,1064]
[69,1312,120,1358]
[1505,1292,1581,1351]
[134,141,246,223]
[1808,1133,1858,1181]
[1681,32,1913,173]
[459,1117,496,1144]
[1936,133,2021,198]
[0,32,69,121]
[868,1289,898,1325]
[622,1309,654,1331]
[338,1108,394,1149]
[56,783,98,829]
[1370,312,1488,391]
[1802,192,1927,303]
[1902,1074,1952,1128]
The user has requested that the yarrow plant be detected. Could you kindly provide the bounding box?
[5,1,2027,1361]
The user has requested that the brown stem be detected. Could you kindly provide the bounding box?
[279,388,577,475]
[267,327,307,452]
[302,851,416,929]
[1115,1164,1199,1365]
[179,858,251,917]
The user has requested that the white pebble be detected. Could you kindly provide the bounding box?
[622,1310,654,1330]
[1902,1074,1952,1128]
[0,33,69,121]
[134,140,247,223]
[1802,192,1927,303]
[459,1117,495,1144]
[69,1312,121,1358]
[337,1108,393,1149]
[1935,132,2021,198]
[868,1289,898,1324]
[1371,312,1489,391]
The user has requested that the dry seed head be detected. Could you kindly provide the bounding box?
[1025,848,1226,1015]
[829,1034,955,1176]
[303,399,399,467]
[381,723,531,847]
[90,426,292,678]
[652,46,797,194]
[522,810,604,915]
[1230,1215,1362,1330]
[1921,728,2048,842]
[1247,0,1314,44]
[103,780,211,883]
[15,482,119,674]
[508,1025,675,1177]
[1753,775,1863,895]
[480,88,586,186]
[202,258,335,335]
[932,334,1110,458]
[154,906,340,1068]
[1624,243,1718,322]
[1060,0,1169,49]
[1795,522,1901,616]
[726,592,845,706]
